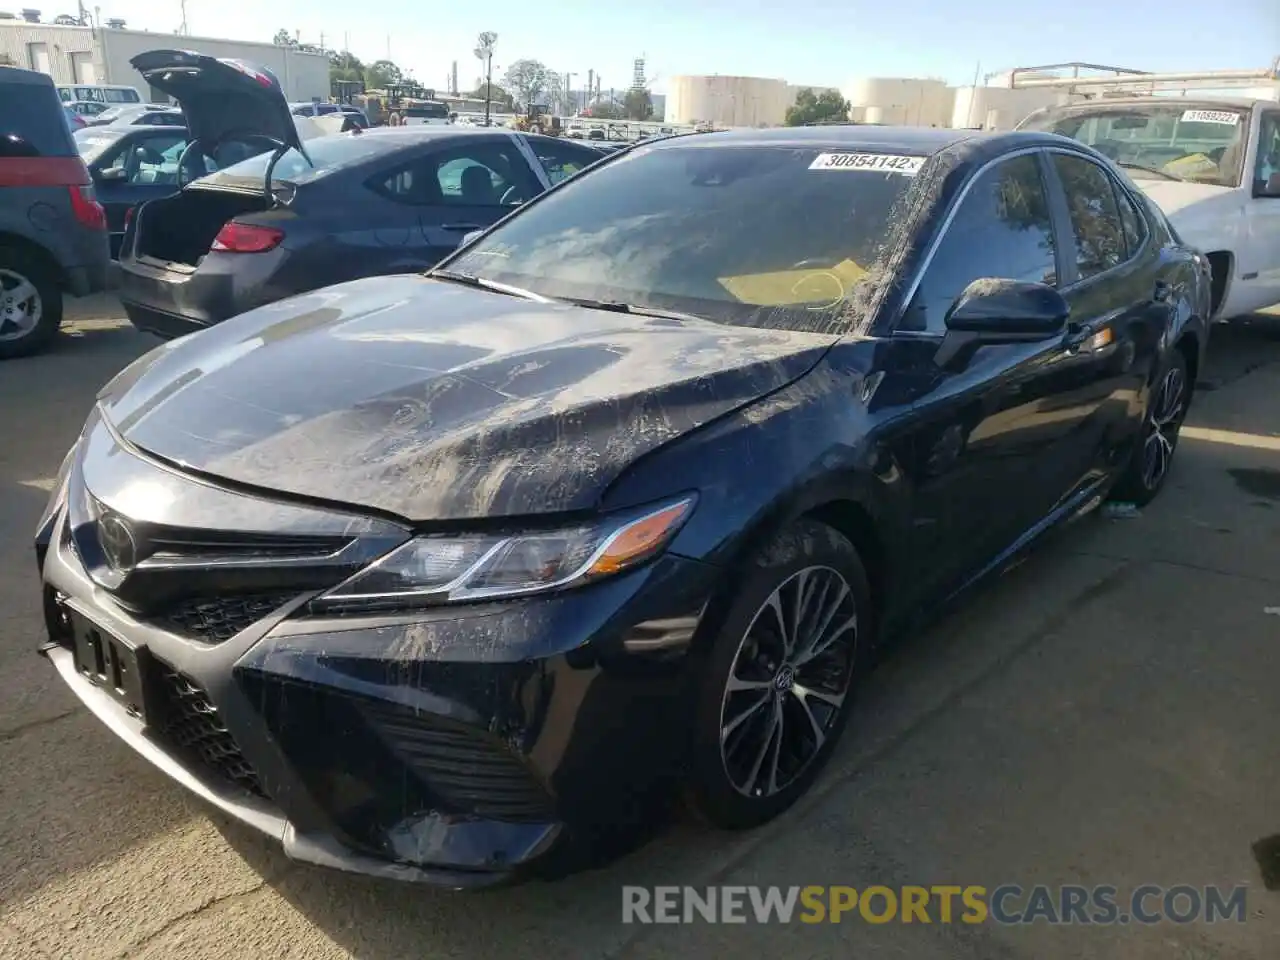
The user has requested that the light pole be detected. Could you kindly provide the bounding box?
[474,31,497,127]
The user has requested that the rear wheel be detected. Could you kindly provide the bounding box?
[686,520,870,829]
[1110,349,1190,506]
[0,247,62,360]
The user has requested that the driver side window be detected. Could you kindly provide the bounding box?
[900,154,1058,333]
[1255,112,1280,191]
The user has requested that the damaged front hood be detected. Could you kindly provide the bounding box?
[98,276,835,521]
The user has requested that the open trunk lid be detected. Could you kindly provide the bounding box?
[129,49,310,180]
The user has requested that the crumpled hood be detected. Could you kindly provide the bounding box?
[99,276,835,521]
[1131,179,1234,218]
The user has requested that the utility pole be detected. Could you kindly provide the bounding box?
[474,31,497,126]
[178,0,188,35]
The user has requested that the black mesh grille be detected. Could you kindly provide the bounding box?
[153,666,266,798]
[152,592,296,645]
[361,703,554,822]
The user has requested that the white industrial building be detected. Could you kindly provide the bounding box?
[665,72,1079,130]
[0,13,329,102]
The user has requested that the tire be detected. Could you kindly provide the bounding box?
[1109,349,1191,506]
[685,519,872,829]
[0,246,62,360]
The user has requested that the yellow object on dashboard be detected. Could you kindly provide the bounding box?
[1162,153,1218,178]
[717,258,868,307]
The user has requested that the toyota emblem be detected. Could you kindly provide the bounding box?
[97,513,137,573]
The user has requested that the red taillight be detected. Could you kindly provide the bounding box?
[211,222,284,254]
[69,185,107,231]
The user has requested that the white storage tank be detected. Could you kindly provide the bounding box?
[665,75,793,127]
[842,77,951,127]
[949,84,1073,130]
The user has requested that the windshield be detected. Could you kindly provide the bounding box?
[406,103,450,119]
[203,132,390,185]
[1020,103,1250,187]
[74,128,125,163]
[447,144,922,333]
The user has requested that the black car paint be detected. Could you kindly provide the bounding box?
[81,125,190,258]
[116,128,610,339]
[37,127,1209,886]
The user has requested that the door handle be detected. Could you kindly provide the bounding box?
[441,222,482,231]
[1152,280,1171,303]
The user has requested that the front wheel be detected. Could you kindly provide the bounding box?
[1110,349,1190,505]
[686,520,871,829]
[0,247,62,360]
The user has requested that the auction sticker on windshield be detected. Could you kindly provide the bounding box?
[809,153,924,175]
[1180,109,1240,125]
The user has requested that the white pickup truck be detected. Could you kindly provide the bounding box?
[1018,97,1280,320]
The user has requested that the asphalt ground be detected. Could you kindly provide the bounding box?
[1,299,1278,959]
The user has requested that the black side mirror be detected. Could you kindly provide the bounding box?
[1253,171,1280,198]
[936,278,1069,368]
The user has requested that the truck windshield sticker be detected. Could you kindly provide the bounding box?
[1180,110,1241,126]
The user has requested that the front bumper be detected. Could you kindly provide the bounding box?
[37,422,718,885]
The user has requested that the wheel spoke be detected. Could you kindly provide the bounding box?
[796,611,856,666]
[789,685,828,752]
[726,674,772,693]
[742,699,783,796]
[7,280,37,305]
[721,690,770,743]
[792,681,845,711]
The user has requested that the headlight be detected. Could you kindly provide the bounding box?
[311,495,696,613]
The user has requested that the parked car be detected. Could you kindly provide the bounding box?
[36,124,1209,884]
[65,100,113,120]
[85,104,186,128]
[0,65,110,358]
[400,101,454,126]
[62,106,87,131]
[56,83,143,107]
[115,59,613,339]
[1018,97,1280,320]
[75,125,194,257]
[290,101,369,128]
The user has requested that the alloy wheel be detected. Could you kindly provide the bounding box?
[0,267,42,343]
[719,565,858,798]
[1141,365,1186,490]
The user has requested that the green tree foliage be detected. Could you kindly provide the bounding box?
[786,88,851,126]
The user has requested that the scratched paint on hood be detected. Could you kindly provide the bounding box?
[100,275,839,521]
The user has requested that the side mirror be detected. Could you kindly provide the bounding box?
[935,278,1069,368]
[1254,172,1280,198]
[97,166,127,182]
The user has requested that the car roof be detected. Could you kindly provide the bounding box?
[0,64,54,87]
[643,124,1068,160]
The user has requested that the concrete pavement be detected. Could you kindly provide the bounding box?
[1,305,1278,959]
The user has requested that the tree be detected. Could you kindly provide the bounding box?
[470,81,513,109]
[786,88,851,126]
[623,88,653,121]
[328,50,364,85]
[503,59,551,110]
[272,28,298,47]
[365,59,403,89]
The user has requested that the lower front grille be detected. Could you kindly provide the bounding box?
[152,592,297,645]
[153,665,266,798]
[361,702,554,823]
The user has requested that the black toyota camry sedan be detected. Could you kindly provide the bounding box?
[36,124,1210,887]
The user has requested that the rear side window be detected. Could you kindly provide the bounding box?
[0,82,74,157]
[1051,153,1127,280]
[370,142,538,207]
[104,88,140,103]
[901,154,1057,333]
